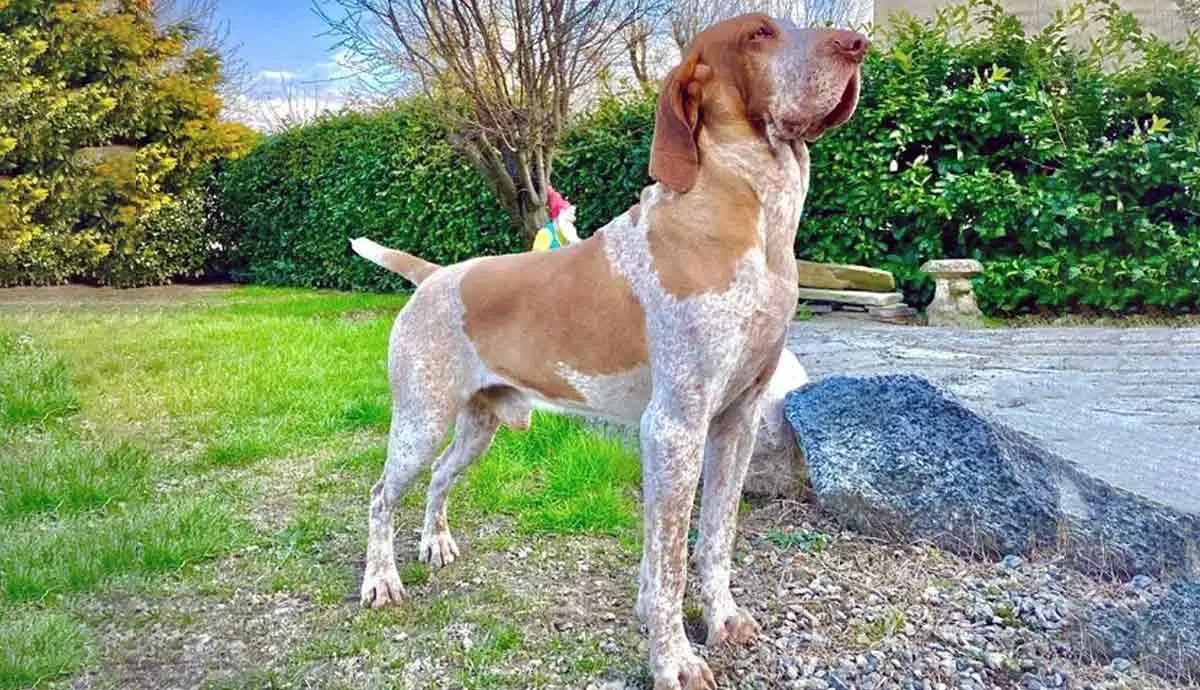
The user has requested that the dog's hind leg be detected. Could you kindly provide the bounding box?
[361,375,455,609]
[418,393,503,568]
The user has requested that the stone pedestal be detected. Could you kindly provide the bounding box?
[920,259,984,328]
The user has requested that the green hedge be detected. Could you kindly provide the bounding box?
[555,90,656,237]
[213,91,658,292]
[211,101,522,292]
[797,0,1200,314]
[216,0,1199,315]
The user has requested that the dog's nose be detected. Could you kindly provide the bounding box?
[831,30,869,63]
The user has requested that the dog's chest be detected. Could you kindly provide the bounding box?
[727,267,797,379]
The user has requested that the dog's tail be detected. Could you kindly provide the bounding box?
[349,237,441,286]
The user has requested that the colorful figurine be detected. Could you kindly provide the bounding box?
[532,185,580,251]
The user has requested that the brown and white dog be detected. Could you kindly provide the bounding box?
[353,14,865,689]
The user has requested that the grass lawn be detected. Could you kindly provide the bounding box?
[0,285,645,689]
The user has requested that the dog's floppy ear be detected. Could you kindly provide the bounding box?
[649,58,710,194]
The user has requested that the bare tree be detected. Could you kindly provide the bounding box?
[317,0,664,242]
[249,77,340,132]
[624,17,656,84]
[668,0,873,52]
[667,0,740,51]
[800,0,873,28]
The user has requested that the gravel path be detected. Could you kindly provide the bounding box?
[786,321,1200,516]
[715,501,1178,690]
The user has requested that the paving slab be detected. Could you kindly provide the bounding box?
[786,321,1200,516]
[796,287,904,307]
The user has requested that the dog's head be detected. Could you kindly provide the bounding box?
[650,13,867,193]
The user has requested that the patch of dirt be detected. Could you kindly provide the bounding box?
[59,492,1189,690]
[337,309,395,323]
[70,584,322,690]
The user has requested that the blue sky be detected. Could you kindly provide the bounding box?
[214,1,359,129]
[216,1,334,81]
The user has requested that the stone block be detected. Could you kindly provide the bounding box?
[796,288,903,307]
[796,260,896,292]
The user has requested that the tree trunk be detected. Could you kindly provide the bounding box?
[452,131,552,248]
[626,20,651,85]
[518,205,550,245]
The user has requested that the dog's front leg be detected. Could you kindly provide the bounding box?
[640,398,716,690]
[694,384,766,648]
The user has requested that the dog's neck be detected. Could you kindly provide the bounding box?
[700,128,808,281]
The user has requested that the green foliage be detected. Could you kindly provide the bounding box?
[0,0,257,287]
[211,100,523,291]
[800,0,1200,314]
[210,89,655,291]
[762,528,829,553]
[95,190,229,286]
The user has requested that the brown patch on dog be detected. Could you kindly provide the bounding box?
[460,234,649,402]
[647,161,761,298]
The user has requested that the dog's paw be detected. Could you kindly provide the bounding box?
[653,649,716,690]
[705,606,760,648]
[360,567,405,608]
[419,530,460,568]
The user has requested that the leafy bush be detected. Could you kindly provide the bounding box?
[800,0,1200,314]
[0,0,256,287]
[92,190,225,286]
[212,101,522,291]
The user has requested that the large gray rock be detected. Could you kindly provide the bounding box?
[786,323,1200,517]
[783,374,1200,580]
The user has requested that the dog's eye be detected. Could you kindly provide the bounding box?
[750,25,775,41]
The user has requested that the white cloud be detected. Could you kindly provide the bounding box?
[223,56,371,132]
[255,69,301,82]
[315,49,360,81]
[225,48,399,132]
[224,84,355,133]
